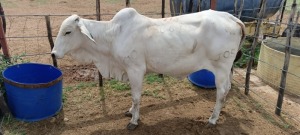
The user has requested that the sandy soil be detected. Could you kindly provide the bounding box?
[1,0,300,135]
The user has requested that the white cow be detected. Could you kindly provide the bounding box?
[51,8,245,130]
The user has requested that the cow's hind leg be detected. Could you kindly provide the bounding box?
[208,67,231,126]
[125,69,144,130]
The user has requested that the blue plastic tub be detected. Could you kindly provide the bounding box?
[170,0,283,22]
[188,69,216,89]
[2,63,63,122]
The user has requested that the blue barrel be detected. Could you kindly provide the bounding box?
[170,0,283,22]
[200,0,283,22]
[2,63,63,122]
[188,69,216,89]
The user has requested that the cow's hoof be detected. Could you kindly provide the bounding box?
[205,122,216,128]
[124,111,132,117]
[127,123,138,130]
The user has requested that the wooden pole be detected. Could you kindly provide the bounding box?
[126,0,130,7]
[199,0,202,11]
[170,0,175,16]
[234,0,238,16]
[45,16,57,67]
[0,2,6,33]
[0,2,11,116]
[238,0,244,19]
[273,0,286,37]
[96,0,101,21]
[275,0,298,116]
[0,18,9,60]
[0,2,8,58]
[210,0,217,10]
[291,12,300,37]
[280,0,287,24]
[95,0,103,87]
[159,0,165,78]
[162,0,165,18]
[245,0,267,95]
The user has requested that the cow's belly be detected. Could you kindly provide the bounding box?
[146,49,207,78]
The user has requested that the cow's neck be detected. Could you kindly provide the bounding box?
[74,20,118,64]
[83,19,118,46]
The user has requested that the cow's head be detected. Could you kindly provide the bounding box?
[51,14,95,59]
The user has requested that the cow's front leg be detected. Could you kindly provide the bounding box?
[208,69,231,126]
[125,69,144,130]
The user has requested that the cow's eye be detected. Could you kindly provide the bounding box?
[64,31,71,36]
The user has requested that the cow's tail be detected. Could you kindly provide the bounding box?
[236,20,246,50]
[232,16,246,62]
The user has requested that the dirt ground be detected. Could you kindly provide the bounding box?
[1,0,300,135]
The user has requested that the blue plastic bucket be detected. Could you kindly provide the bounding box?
[2,63,63,122]
[188,69,216,89]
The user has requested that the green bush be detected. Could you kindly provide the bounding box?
[234,40,261,68]
[0,54,26,93]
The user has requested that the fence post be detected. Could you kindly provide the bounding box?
[95,0,103,87]
[158,0,166,79]
[275,0,298,116]
[234,0,238,16]
[126,0,130,7]
[0,3,11,116]
[0,17,9,60]
[234,0,244,18]
[96,0,101,21]
[245,0,267,95]
[238,0,244,19]
[0,2,6,33]
[280,0,288,24]
[273,0,286,37]
[45,15,57,67]
[170,0,174,16]
[162,0,165,18]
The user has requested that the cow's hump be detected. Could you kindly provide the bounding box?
[112,8,138,23]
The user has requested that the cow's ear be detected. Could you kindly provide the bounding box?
[76,18,96,43]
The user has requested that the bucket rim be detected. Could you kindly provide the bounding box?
[2,63,63,89]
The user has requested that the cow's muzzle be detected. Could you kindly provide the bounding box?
[51,50,63,59]
[51,53,56,58]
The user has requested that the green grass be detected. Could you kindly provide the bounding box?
[0,115,26,135]
[142,89,165,99]
[63,86,73,92]
[63,82,98,92]
[109,79,130,91]
[145,74,163,84]
[74,82,97,90]
[0,54,26,93]
[99,87,106,101]
[62,82,97,102]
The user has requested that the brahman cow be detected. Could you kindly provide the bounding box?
[51,8,245,130]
